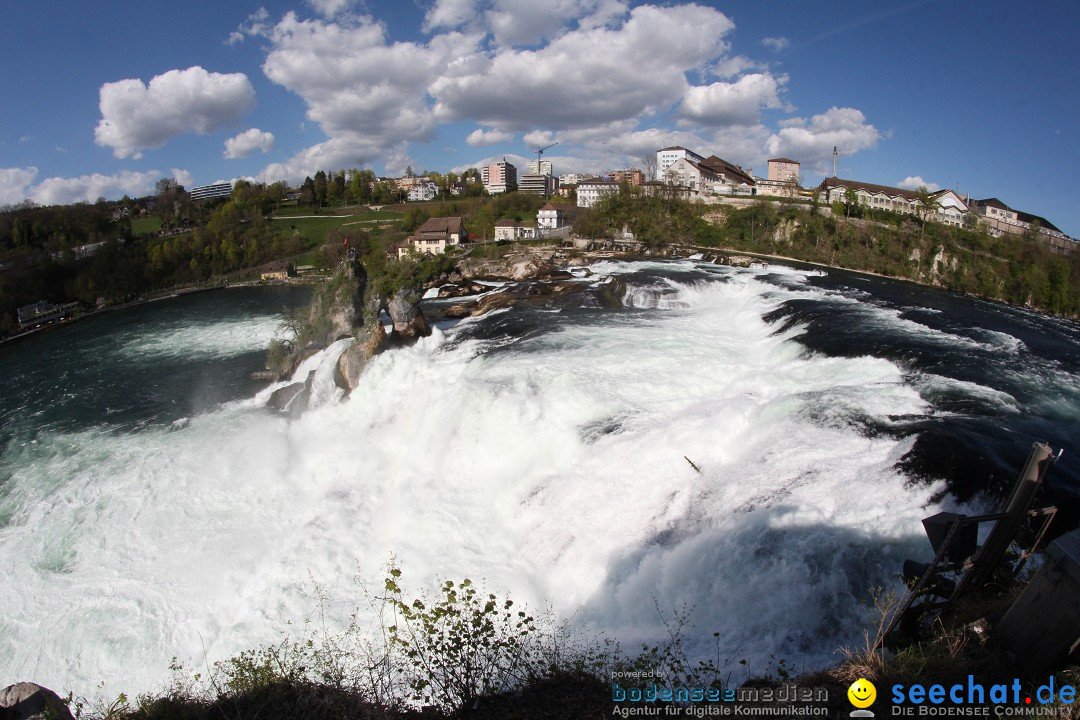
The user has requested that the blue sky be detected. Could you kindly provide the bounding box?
[1,1,1078,235]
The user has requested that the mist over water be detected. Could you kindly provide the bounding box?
[0,262,1077,695]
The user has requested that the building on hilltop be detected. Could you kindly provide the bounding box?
[190,182,233,201]
[767,158,800,183]
[407,181,438,202]
[656,146,705,181]
[661,154,756,197]
[481,160,517,194]
[820,178,969,228]
[398,216,466,258]
[576,178,620,208]
[972,198,1075,253]
[528,160,553,175]
[609,169,644,186]
[518,174,557,196]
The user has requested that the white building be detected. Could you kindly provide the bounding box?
[528,160,553,175]
[190,182,232,201]
[577,179,620,208]
[407,181,438,202]
[820,178,969,228]
[537,202,567,229]
[494,220,538,241]
[656,146,704,181]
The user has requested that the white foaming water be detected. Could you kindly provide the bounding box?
[115,315,284,361]
[0,265,951,696]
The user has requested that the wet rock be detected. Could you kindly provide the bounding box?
[267,381,306,413]
[0,682,74,720]
[387,287,431,340]
[335,325,391,391]
[473,289,520,316]
[596,277,627,308]
[266,371,316,417]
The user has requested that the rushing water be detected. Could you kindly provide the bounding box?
[0,262,1077,695]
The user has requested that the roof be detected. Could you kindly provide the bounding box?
[700,155,755,185]
[539,202,561,211]
[415,216,464,234]
[821,177,920,201]
[768,157,799,164]
[975,197,1010,211]
[1017,211,1063,234]
[494,219,520,227]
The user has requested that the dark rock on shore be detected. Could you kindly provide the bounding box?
[0,682,74,720]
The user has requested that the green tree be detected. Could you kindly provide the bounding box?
[915,186,941,240]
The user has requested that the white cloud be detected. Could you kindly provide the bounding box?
[431,4,734,131]
[94,66,255,159]
[466,128,514,146]
[245,4,881,184]
[766,107,882,175]
[680,73,787,127]
[29,170,161,206]
[897,175,940,192]
[172,168,195,187]
[307,0,355,19]
[485,0,628,47]
[0,167,39,206]
[260,134,383,184]
[423,0,482,33]
[226,31,245,46]
[259,12,466,148]
[224,128,276,159]
[761,36,789,52]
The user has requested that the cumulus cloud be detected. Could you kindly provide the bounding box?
[261,134,384,184]
[246,4,881,183]
[259,12,466,148]
[308,0,355,18]
[423,0,483,32]
[766,107,882,174]
[29,170,161,206]
[0,167,39,206]
[466,128,514,146]
[485,0,629,46]
[224,128,276,158]
[680,73,787,127]
[94,66,256,159]
[431,4,734,130]
[897,175,940,191]
[761,36,789,52]
[172,168,195,187]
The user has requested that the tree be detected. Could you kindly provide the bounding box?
[915,186,941,240]
[843,186,859,219]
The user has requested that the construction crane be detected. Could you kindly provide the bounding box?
[533,142,558,174]
[533,142,558,198]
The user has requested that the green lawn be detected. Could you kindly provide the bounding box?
[131,215,162,236]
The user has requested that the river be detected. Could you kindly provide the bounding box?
[0,260,1076,695]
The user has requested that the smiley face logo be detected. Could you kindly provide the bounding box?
[848,678,876,708]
